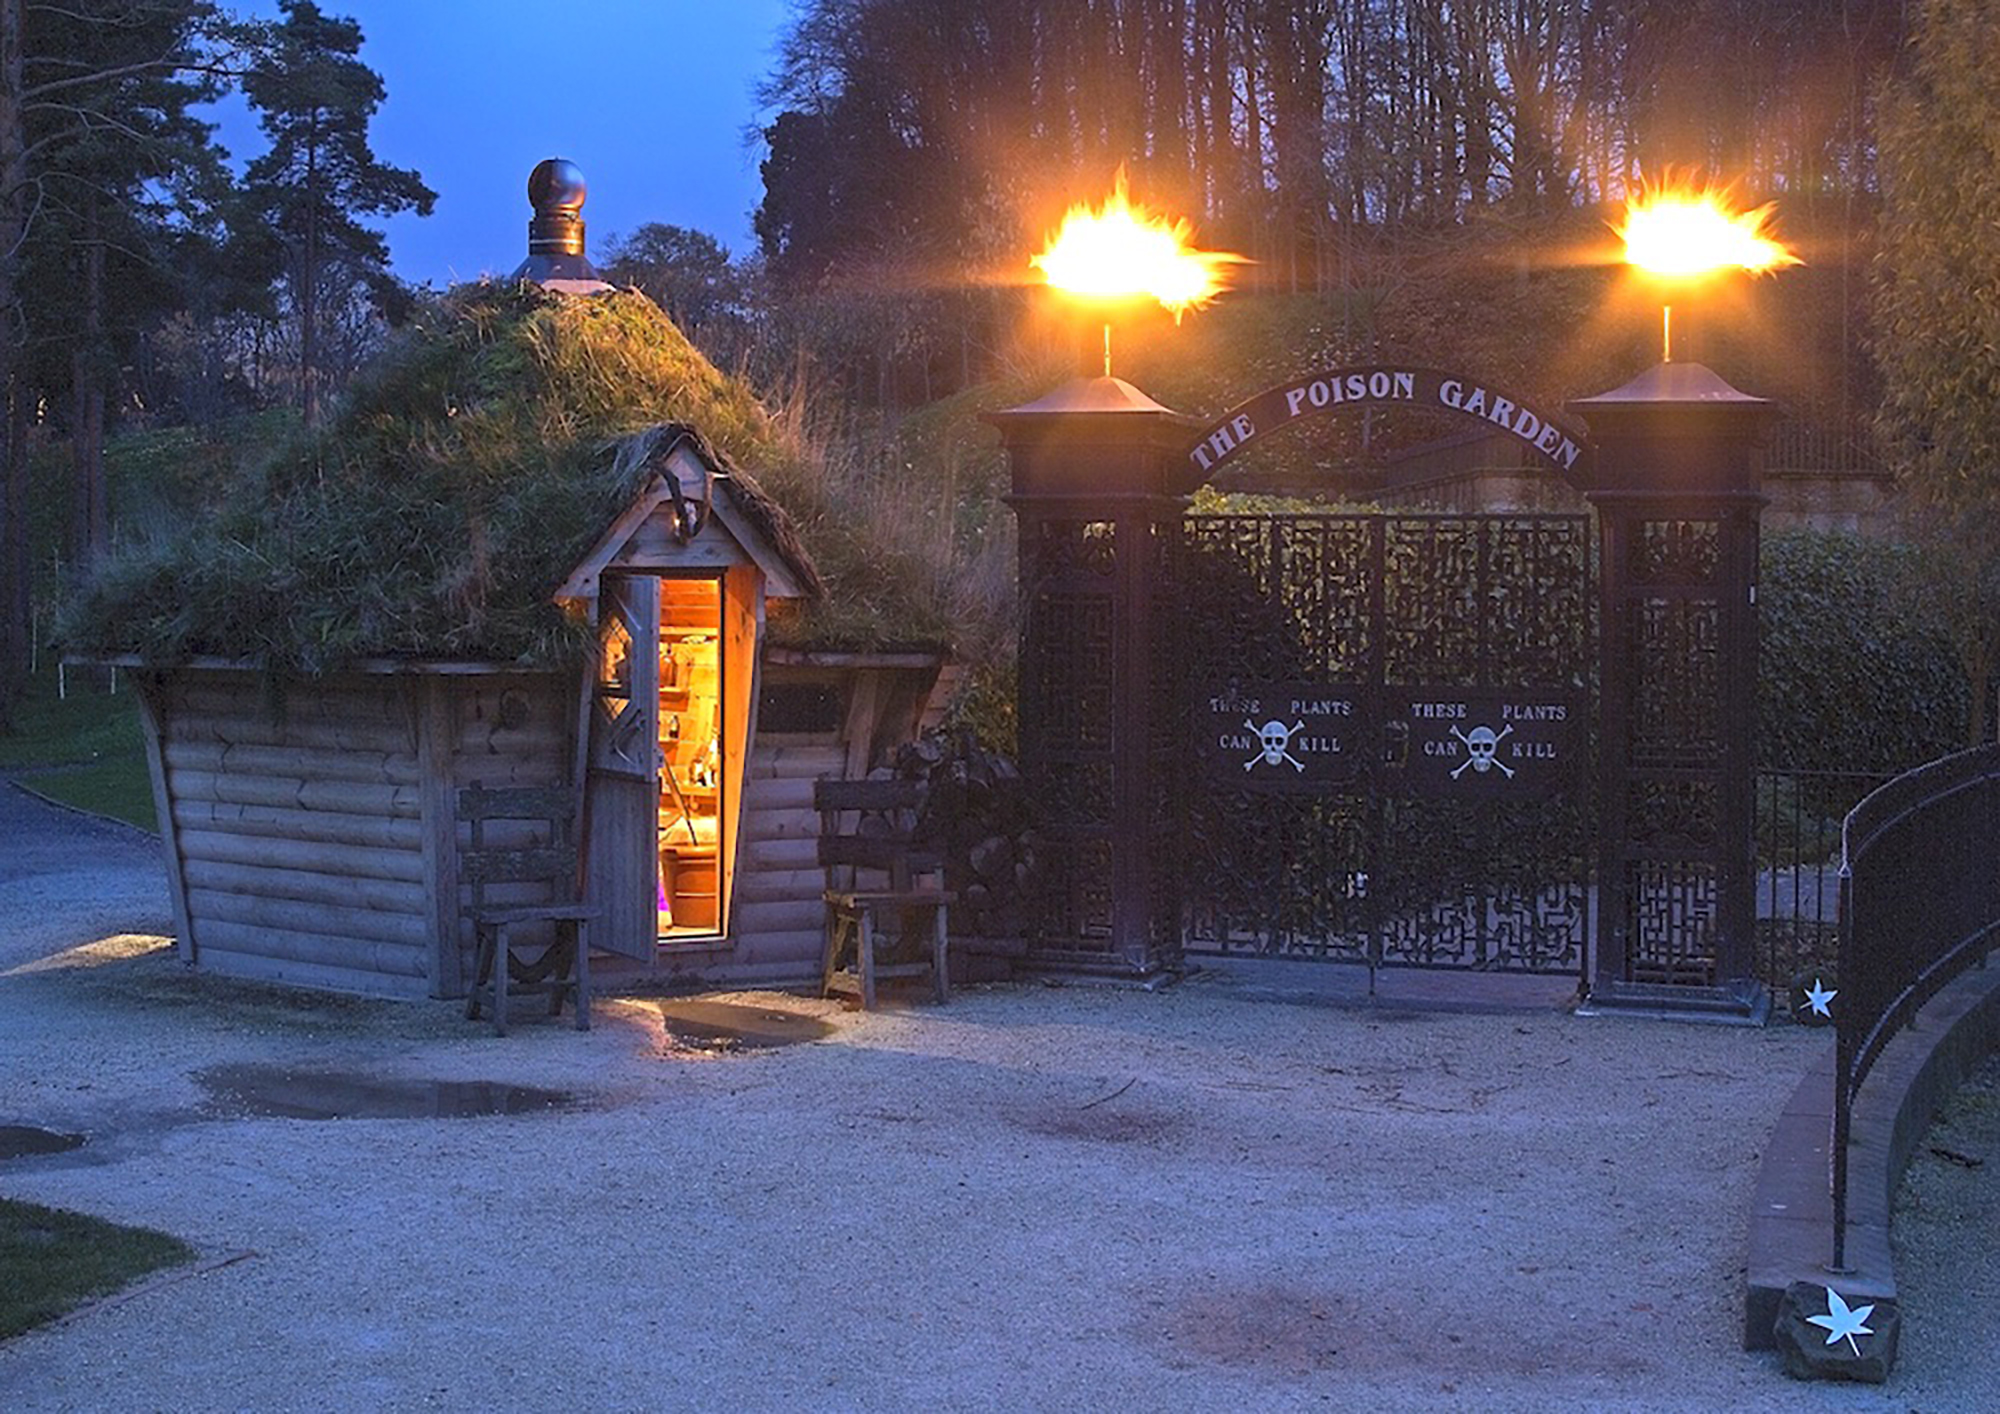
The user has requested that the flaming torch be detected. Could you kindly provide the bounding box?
[1032,172,1245,377]
[1615,181,1800,362]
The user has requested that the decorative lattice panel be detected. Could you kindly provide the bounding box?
[1173,513,1592,976]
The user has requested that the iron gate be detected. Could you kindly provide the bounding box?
[1174,513,1594,978]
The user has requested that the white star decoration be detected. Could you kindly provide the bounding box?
[1806,1287,1874,1357]
[1804,977,1837,1019]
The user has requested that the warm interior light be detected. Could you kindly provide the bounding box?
[1617,182,1800,278]
[1032,172,1244,320]
[658,579,724,936]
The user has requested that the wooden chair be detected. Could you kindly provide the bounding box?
[815,778,951,1009]
[460,784,597,1035]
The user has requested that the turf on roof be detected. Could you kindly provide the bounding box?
[64,284,955,672]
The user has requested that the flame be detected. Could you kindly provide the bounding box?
[1032,173,1243,320]
[1616,181,1800,278]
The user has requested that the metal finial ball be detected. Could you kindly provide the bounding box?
[528,158,587,214]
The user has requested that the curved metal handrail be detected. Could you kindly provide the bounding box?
[1830,743,2000,1269]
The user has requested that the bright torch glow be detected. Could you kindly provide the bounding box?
[1616,185,1800,278]
[1032,174,1244,321]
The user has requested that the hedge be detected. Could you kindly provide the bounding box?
[1758,529,1969,774]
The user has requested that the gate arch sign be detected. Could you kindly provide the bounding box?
[1182,364,1592,490]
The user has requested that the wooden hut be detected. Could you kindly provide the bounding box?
[113,425,947,1000]
[73,192,959,1001]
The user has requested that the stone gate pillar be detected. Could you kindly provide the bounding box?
[1571,363,1775,1021]
[987,377,1195,974]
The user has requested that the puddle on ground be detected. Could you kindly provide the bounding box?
[655,1000,834,1053]
[197,1065,581,1120]
[0,1125,86,1159]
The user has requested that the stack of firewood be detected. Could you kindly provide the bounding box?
[893,733,1040,941]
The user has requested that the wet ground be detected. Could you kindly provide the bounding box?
[653,999,836,1052]
[196,1066,581,1121]
[0,1127,84,1161]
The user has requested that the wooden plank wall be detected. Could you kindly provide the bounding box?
[721,736,843,976]
[150,661,939,999]
[438,673,574,993]
[152,669,573,1000]
[158,671,432,999]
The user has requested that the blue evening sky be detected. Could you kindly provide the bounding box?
[211,1,795,287]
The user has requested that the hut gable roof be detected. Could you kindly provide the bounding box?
[557,426,822,604]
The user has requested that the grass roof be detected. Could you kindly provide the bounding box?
[64,284,963,672]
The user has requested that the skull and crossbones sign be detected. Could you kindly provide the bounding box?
[1244,718,1307,772]
[1450,723,1515,779]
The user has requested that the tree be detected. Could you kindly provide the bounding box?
[23,2,232,567]
[1874,0,2000,514]
[599,222,749,363]
[241,0,431,425]
[0,0,237,729]
[749,0,1903,411]
[1872,0,2000,743]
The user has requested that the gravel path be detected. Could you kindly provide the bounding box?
[0,781,1991,1411]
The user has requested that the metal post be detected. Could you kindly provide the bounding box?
[987,376,1195,975]
[1571,362,1776,1022]
[1830,861,1854,1272]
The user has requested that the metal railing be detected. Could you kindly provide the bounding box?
[1831,745,2000,1268]
[1754,769,1890,991]
[1765,419,1884,476]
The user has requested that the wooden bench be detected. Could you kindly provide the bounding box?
[460,784,597,1035]
[815,778,951,1009]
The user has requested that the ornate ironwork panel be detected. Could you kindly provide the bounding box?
[1038,837,1115,949]
[1174,512,1592,978]
[1028,518,1118,581]
[1482,518,1594,688]
[1180,516,1376,680]
[1182,796,1371,961]
[1019,519,1121,952]
[1596,506,1754,995]
[1375,796,1588,971]
[1629,597,1721,765]
[1383,518,1483,684]
[1381,516,1592,688]
[1632,519,1720,586]
[1628,859,1719,984]
[1027,594,1115,756]
[1626,779,1720,850]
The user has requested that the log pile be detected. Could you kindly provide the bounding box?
[893,733,1041,942]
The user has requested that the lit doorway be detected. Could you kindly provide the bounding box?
[658,577,725,938]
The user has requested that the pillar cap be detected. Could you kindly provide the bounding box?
[991,375,1184,419]
[1569,361,1771,411]
[1570,361,1774,496]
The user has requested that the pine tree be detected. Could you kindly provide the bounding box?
[0,0,235,728]
[241,0,431,425]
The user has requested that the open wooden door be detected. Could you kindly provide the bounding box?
[584,574,659,960]
[719,565,763,935]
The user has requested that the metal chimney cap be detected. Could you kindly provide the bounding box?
[511,156,609,290]
[528,158,587,215]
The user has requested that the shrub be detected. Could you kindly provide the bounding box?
[1758,529,1968,774]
